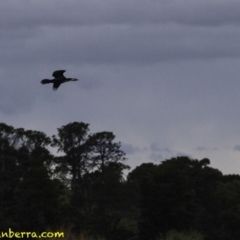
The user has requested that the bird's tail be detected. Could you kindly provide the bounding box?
[41,79,53,84]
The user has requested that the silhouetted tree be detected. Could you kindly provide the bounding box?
[0,123,64,231]
[52,122,91,192]
[3,121,240,240]
[87,132,127,172]
[208,180,240,240]
[133,157,222,240]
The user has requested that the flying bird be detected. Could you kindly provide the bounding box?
[41,70,78,90]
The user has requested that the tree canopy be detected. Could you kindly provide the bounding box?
[1,122,240,240]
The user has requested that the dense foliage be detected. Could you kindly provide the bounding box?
[1,122,240,240]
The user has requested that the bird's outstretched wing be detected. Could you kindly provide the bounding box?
[52,70,66,79]
[53,81,62,90]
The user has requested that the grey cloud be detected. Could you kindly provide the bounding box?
[196,147,207,151]
[2,1,240,29]
[1,24,240,67]
[151,142,171,153]
[0,89,35,115]
[150,142,161,152]
[234,145,240,151]
[196,147,219,151]
[1,0,240,177]
[150,152,164,161]
[0,69,37,115]
[78,74,103,90]
[3,1,240,66]
[149,142,190,162]
[149,149,191,162]
[121,143,142,155]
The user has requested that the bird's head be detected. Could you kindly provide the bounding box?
[69,78,78,81]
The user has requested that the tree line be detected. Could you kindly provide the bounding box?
[1,122,240,240]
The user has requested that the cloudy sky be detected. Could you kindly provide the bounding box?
[1,0,240,175]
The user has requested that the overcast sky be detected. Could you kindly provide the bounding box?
[1,0,240,175]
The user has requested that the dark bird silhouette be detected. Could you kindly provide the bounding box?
[41,70,78,90]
